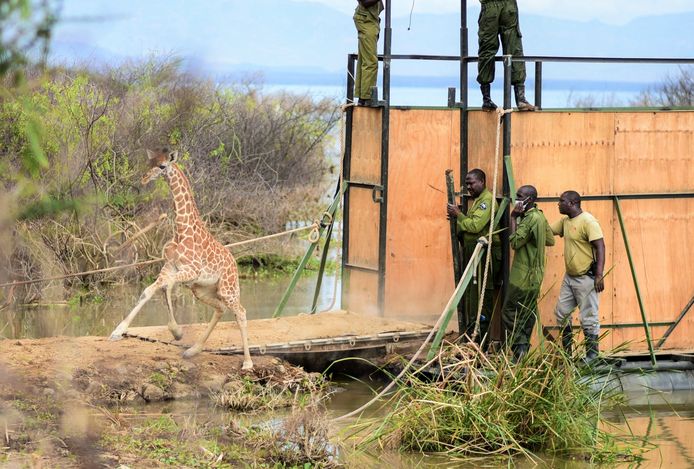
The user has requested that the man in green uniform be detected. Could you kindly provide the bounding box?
[501,185,555,360]
[446,169,501,341]
[477,0,535,112]
[550,191,605,362]
[353,0,383,106]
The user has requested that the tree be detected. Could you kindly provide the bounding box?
[633,66,694,108]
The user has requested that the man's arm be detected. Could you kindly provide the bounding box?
[509,213,533,250]
[591,238,606,293]
[455,201,492,235]
[544,221,556,246]
[550,218,564,236]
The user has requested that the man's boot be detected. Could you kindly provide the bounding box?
[561,325,573,357]
[512,343,529,363]
[584,332,599,363]
[480,84,497,111]
[514,84,536,112]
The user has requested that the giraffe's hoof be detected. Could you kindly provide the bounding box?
[182,345,202,359]
[242,360,254,371]
[168,324,184,341]
[109,323,127,341]
[109,332,124,341]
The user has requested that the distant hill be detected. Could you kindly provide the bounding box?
[51,0,693,89]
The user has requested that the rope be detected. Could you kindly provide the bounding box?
[472,107,512,341]
[0,223,320,289]
[334,240,487,422]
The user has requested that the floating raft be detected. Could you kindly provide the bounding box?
[126,310,433,372]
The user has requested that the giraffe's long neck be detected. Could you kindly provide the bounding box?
[165,164,201,236]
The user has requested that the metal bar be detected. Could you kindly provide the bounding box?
[656,293,694,349]
[614,196,656,365]
[377,0,392,315]
[343,262,380,273]
[534,61,542,110]
[310,207,336,314]
[273,193,342,318]
[544,321,674,330]
[341,54,356,310]
[500,55,512,308]
[345,180,381,189]
[427,241,486,361]
[459,0,469,214]
[378,54,694,65]
[537,192,694,202]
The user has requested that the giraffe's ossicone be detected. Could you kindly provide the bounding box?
[109,148,253,370]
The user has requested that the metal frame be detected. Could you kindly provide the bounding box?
[340,1,694,328]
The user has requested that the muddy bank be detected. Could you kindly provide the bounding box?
[0,335,317,404]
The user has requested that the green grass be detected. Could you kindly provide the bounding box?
[236,253,338,279]
[352,341,651,464]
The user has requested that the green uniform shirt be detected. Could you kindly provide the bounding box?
[355,1,383,22]
[508,207,555,289]
[455,188,499,245]
[551,211,603,276]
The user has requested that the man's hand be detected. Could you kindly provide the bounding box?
[447,203,461,220]
[511,200,525,217]
[594,275,605,293]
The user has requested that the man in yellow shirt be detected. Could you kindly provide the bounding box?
[550,191,605,362]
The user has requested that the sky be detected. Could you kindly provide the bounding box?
[50,0,694,107]
[296,0,694,26]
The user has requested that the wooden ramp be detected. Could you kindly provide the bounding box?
[126,310,433,372]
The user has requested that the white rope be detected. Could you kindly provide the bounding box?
[471,107,513,342]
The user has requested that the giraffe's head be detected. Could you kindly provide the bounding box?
[142,148,178,185]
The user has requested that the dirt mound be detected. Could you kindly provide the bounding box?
[0,335,312,405]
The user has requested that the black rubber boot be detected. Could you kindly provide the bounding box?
[584,333,599,363]
[480,84,497,111]
[514,84,536,111]
[561,325,573,357]
[512,343,529,363]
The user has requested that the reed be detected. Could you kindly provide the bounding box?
[354,341,648,463]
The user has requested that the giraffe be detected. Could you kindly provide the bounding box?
[109,148,253,370]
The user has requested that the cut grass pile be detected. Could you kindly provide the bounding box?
[352,341,650,463]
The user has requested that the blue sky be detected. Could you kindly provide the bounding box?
[51,0,694,106]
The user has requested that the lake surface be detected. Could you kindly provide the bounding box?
[2,274,694,466]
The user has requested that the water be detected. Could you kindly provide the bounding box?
[2,274,694,466]
[0,274,340,340]
[264,83,641,109]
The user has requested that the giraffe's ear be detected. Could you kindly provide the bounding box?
[146,149,156,160]
[169,150,178,163]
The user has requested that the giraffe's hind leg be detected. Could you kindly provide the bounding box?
[184,283,225,358]
[219,275,252,370]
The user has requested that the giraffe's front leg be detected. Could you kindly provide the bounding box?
[109,276,167,340]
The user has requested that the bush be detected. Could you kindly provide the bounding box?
[0,58,341,299]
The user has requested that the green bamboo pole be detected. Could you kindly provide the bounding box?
[614,196,656,365]
[427,240,486,361]
[503,155,517,204]
[273,193,342,318]
[446,170,463,283]
[310,218,334,313]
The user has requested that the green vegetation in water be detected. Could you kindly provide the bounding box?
[351,341,651,464]
[237,253,338,280]
[101,400,338,467]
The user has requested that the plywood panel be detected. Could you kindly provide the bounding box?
[342,269,379,317]
[536,200,616,349]
[350,108,382,183]
[610,198,694,350]
[512,112,615,197]
[346,188,380,269]
[615,112,694,193]
[384,109,460,320]
[467,110,504,190]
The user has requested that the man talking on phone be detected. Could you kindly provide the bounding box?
[501,185,554,360]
